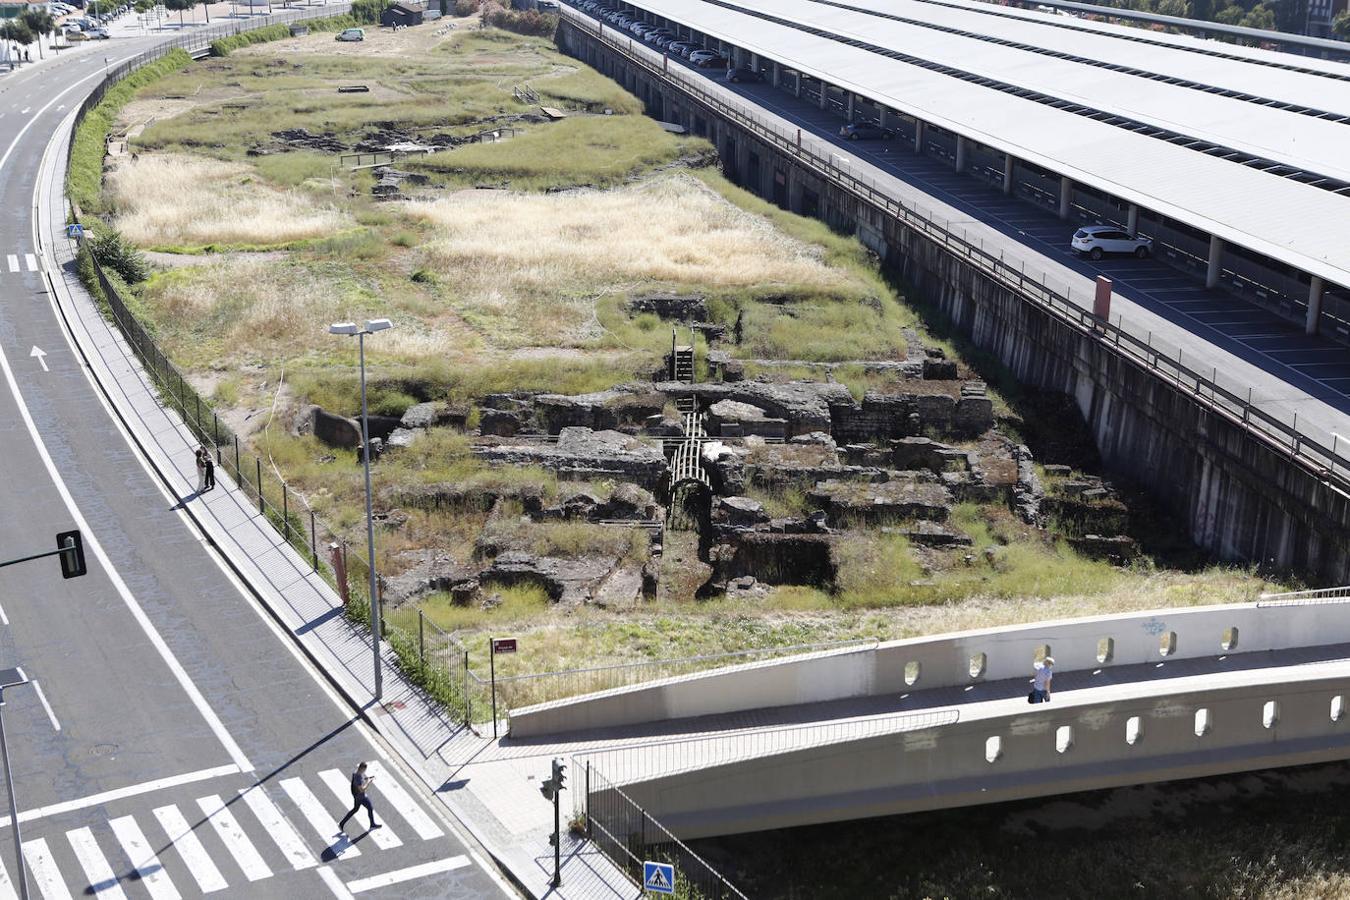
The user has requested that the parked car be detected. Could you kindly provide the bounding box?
[1071,225,1152,260]
[84,25,109,37]
[726,65,763,83]
[64,25,87,39]
[630,22,654,35]
[668,41,699,57]
[840,121,895,140]
[689,50,727,67]
[335,27,364,41]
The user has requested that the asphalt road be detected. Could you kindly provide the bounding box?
[0,33,511,900]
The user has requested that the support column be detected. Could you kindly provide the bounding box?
[846,91,855,122]
[878,106,889,129]
[1206,235,1223,288]
[1126,203,1139,237]
[819,81,828,110]
[1002,153,1014,194]
[1058,175,1072,220]
[955,135,968,173]
[794,71,802,98]
[914,119,925,153]
[1306,275,1325,336]
[772,61,780,87]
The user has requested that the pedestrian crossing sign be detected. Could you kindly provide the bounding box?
[643,861,675,894]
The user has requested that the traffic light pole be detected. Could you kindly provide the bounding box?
[552,781,561,888]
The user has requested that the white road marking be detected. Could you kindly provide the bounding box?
[152,804,228,894]
[24,253,36,272]
[0,764,240,830]
[0,852,15,900]
[19,107,29,115]
[23,837,72,900]
[195,795,271,882]
[28,347,47,372]
[66,827,128,899]
[318,771,401,850]
[30,680,59,731]
[281,778,360,856]
[346,856,470,894]
[238,785,316,871]
[0,602,8,626]
[108,816,180,900]
[364,761,443,840]
[5,256,16,273]
[317,867,356,900]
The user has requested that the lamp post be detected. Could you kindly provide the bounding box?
[0,668,32,900]
[329,319,393,701]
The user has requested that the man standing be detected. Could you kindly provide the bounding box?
[194,447,206,493]
[1030,656,1054,703]
[203,449,216,492]
[338,762,382,835]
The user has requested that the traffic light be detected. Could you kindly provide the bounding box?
[552,758,567,793]
[56,531,86,580]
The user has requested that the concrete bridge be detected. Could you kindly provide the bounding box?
[494,587,1350,839]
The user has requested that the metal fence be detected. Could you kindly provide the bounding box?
[579,761,749,900]
[560,4,1350,497]
[1258,585,1350,606]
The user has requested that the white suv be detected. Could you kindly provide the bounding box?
[1071,225,1152,261]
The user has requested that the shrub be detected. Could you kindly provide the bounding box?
[351,0,390,24]
[89,226,150,284]
[486,7,556,36]
[453,0,478,14]
[209,23,289,56]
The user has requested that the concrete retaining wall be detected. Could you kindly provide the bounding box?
[509,597,1350,737]
[604,669,1350,838]
[554,17,1350,583]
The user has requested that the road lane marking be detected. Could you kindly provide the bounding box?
[195,795,271,882]
[5,256,15,273]
[24,253,36,272]
[66,827,127,899]
[346,856,470,894]
[317,867,356,900]
[108,816,180,900]
[0,764,240,830]
[29,679,59,731]
[281,778,360,856]
[0,602,8,626]
[152,804,228,894]
[238,785,316,871]
[0,849,15,900]
[364,761,443,839]
[318,771,401,851]
[19,107,29,114]
[22,837,72,900]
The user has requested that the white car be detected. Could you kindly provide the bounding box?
[335,27,364,41]
[1071,224,1152,261]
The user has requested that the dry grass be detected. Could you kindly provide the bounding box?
[107,153,348,248]
[404,174,853,345]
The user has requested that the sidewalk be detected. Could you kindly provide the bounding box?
[35,104,636,900]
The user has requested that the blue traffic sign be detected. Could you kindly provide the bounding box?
[643,861,675,894]
[65,223,85,239]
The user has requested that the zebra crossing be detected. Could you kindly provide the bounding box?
[0,762,449,899]
[4,253,38,274]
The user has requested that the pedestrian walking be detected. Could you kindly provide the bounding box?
[203,449,216,492]
[1028,656,1054,704]
[194,447,206,493]
[338,762,382,835]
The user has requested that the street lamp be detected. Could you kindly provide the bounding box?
[0,668,33,900]
[329,318,393,701]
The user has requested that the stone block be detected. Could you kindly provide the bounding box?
[312,407,361,449]
[480,408,523,437]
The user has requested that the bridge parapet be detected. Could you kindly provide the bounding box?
[510,592,1350,737]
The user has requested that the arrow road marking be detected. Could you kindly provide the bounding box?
[19,107,29,115]
[30,346,48,372]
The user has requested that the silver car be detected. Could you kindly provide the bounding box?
[1071,224,1152,261]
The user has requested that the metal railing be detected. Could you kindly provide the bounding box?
[1258,585,1350,606]
[579,761,749,900]
[559,4,1350,498]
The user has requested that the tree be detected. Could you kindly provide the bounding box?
[19,8,54,60]
[1,19,34,63]
[1240,3,1275,28]
[1333,8,1350,37]
[162,0,193,26]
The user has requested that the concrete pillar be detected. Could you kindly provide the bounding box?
[1126,203,1139,237]
[846,91,855,122]
[1206,235,1223,288]
[914,120,925,153]
[1002,153,1014,195]
[819,81,828,110]
[878,106,889,129]
[772,62,780,88]
[1058,175,1072,220]
[794,71,802,98]
[955,135,968,173]
[1306,275,1325,336]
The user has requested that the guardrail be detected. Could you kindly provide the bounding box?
[559,4,1350,498]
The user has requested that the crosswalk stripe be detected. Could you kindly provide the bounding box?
[109,815,181,900]
[23,254,36,272]
[238,785,317,871]
[66,828,128,899]
[152,805,229,893]
[5,256,16,273]
[0,852,17,900]
[195,795,271,882]
[318,771,402,851]
[364,761,444,840]
[346,855,471,894]
[23,838,72,900]
[281,778,360,857]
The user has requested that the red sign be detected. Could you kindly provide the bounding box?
[492,638,518,655]
[1094,275,1113,322]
